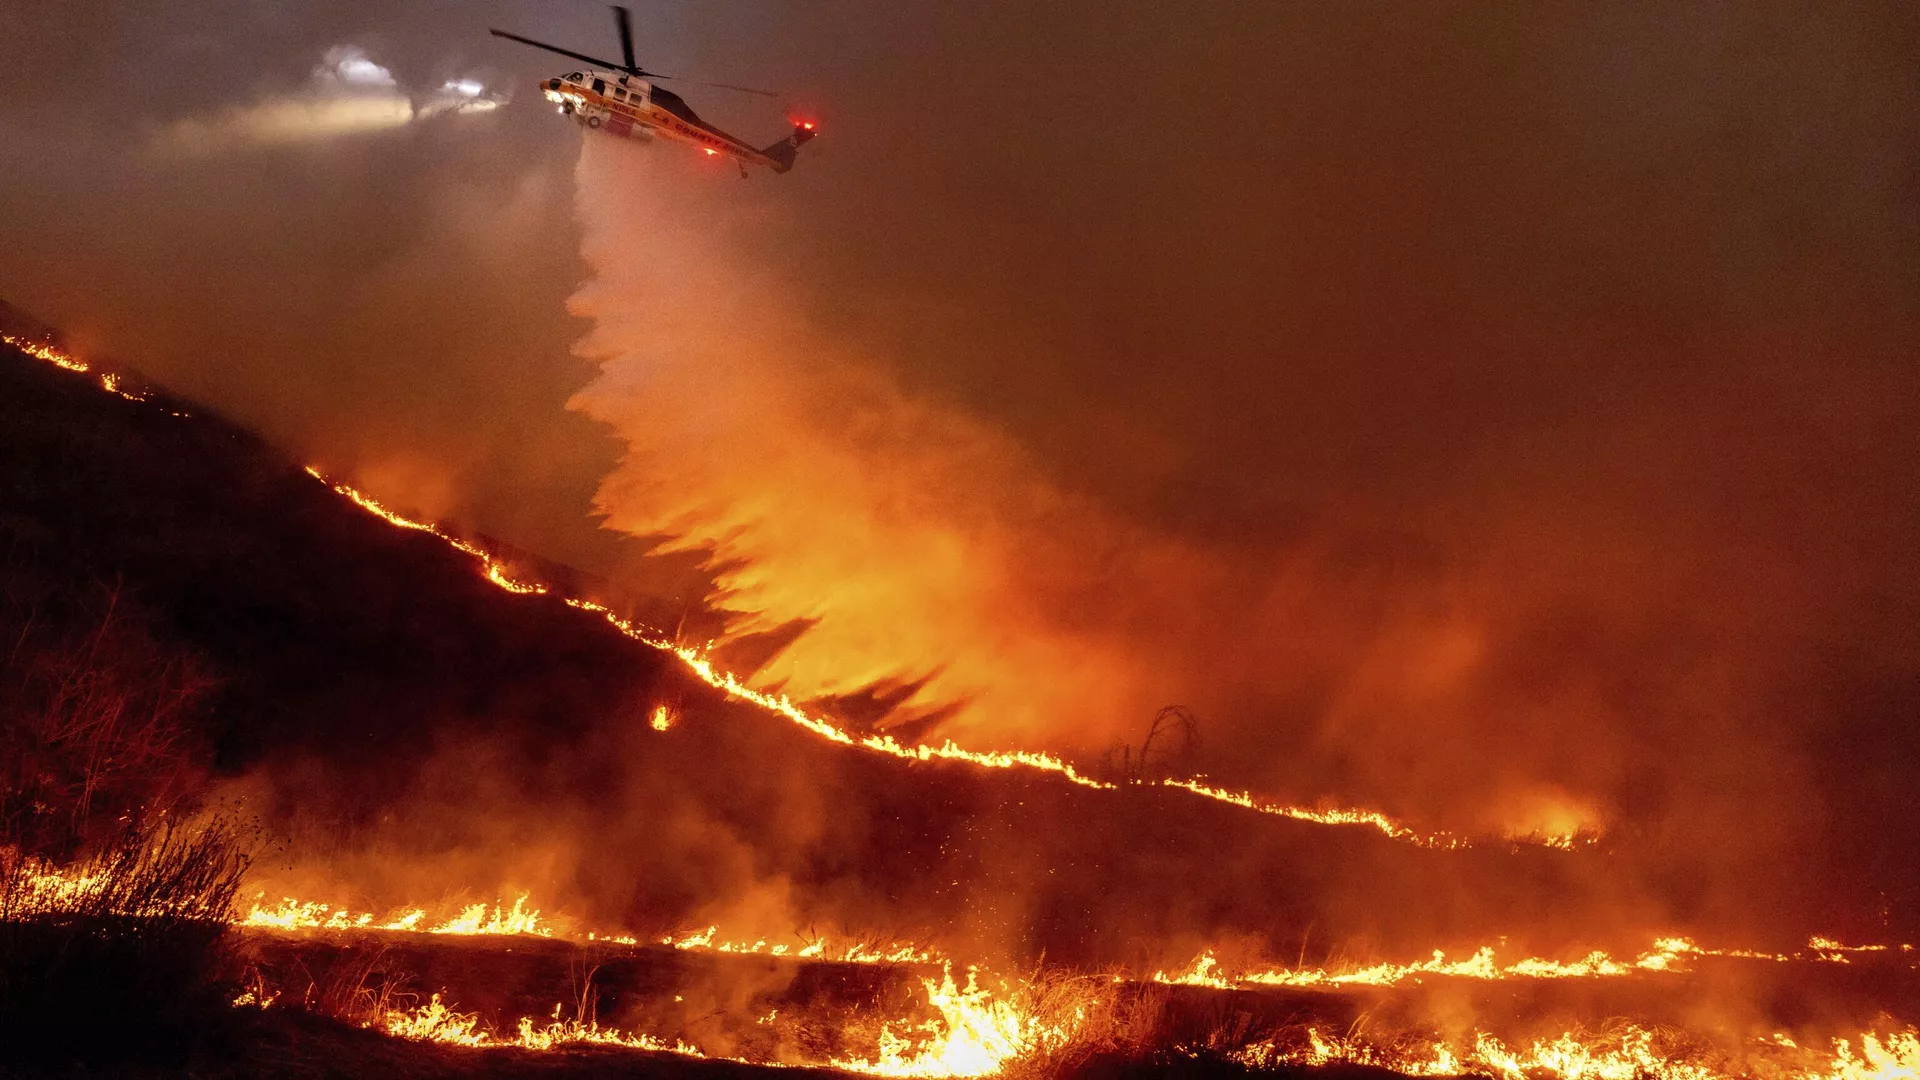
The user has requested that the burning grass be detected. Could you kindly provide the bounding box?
[1223,1024,1920,1080]
[311,956,1148,1078]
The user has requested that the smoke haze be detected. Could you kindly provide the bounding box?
[4,1,1918,937]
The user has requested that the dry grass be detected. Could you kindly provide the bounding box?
[1,575,218,858]
[0,816,249,1063]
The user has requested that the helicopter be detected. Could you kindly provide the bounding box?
[490,5,816,175]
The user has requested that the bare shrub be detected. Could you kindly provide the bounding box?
[0,815,250,1063]
[0,577,218,858]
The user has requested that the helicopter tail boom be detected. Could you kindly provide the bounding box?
[757,123,818,173]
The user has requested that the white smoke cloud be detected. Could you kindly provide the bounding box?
[154,45,506,155]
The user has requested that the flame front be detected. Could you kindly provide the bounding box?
[1236,1026,1920,1080]
[241,893,545,937]
[369,968,1071,1078]
[378,994,704,1054]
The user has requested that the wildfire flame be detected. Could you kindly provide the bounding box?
[241,893,546,936]
[3,332,150,402]
[663,924,940,965]
[1234,1025,1920,1080]
[373,967,1073,1079]
[379,994,704,1054]
[1153,934,1918,992]
[831,966,1082,1078]
[1154,939,1704,990]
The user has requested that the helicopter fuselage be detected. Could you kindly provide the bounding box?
[542,69,787,171]
[492,7,815,175]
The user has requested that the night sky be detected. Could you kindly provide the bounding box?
[4,2,1917,935]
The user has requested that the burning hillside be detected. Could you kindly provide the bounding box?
[4,323,1919,1079]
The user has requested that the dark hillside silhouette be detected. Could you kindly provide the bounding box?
[0,324,1658,975]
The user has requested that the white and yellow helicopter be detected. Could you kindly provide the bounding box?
[490,5,816,175]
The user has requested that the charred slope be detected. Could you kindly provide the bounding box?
[0,332,676,787]
[2,327,1662,973]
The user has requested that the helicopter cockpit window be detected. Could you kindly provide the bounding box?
[567,72,582,81]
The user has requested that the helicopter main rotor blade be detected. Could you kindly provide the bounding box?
[489,28,646,76]
[613,6,638,72]
[655,75,783,99]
